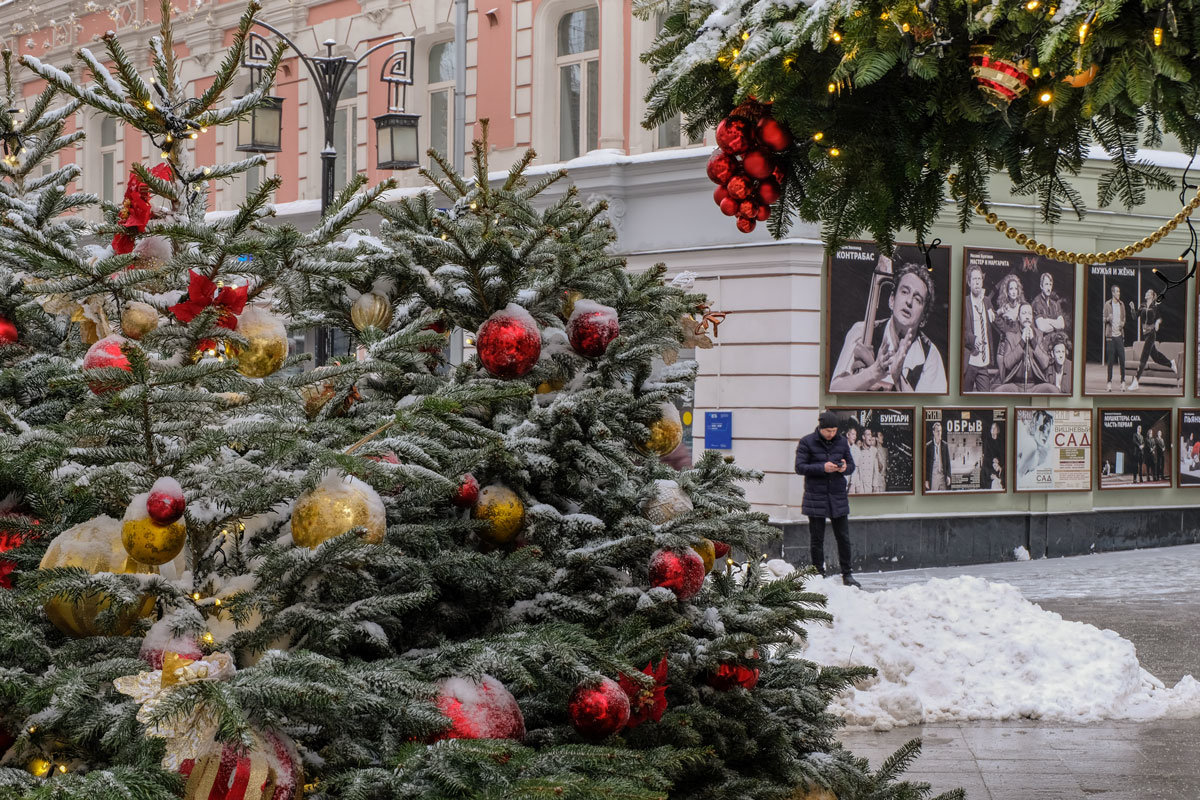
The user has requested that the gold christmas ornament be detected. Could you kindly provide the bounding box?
[121,301,159,340]
[536,375,566,394]
[27,757,52,778]
[121,494,187,566]
[291,472,386,548]
[471,484,524,544]
[561,289,584,320]
[638,402,684,456]
[232,306,288,378]
[642,479,694,525]
[350,292,394,332]
[39,515,156,637]
[792,787,837,800]
[692,538,717,574]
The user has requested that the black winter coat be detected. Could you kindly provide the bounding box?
[794,429,856,518]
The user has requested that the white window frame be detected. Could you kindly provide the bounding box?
[99,114,120,205]
[332,66,359,194]
[554,6,599,161]
[426,40,455,168]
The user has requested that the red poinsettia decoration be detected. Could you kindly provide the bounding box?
[169,271,248,352]
[112,163,173,255]
[618,658,669,728]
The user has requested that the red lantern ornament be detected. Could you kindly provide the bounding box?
[758,178,782,205]
[968,42,1032,106]
[452,473,480,508]
[706,654,760,691]
[706,150,738,184]
[736,217,756,234]
[618,658,669,728]
[146,476,186,526]
[725,175,752,202]
[0,316,17,345]
[716,116,752,155]
[567,301,620,358]
[712,540,731,560]
[433,674,526,741]
[742,149,773,180]
[476,304,541,379]
[756,117,793,152]
[82,335,133,394]
[718,197,737,216]
[648,548,705,600]
[568,677,630,740]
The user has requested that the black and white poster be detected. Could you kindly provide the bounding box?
[826,242,950,395]
[1098,409,1172,489]
[1084,259,1185,396]
[828,407,915,495]
[1177,410,1200,487]
[922,407,1007,494]
[1014,408,1093,492]
[961,248,1075,395]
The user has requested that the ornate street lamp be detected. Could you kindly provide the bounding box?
[373,49,418,170]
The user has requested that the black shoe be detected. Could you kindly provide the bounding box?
[842,574,861,588]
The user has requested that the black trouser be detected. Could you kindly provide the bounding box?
[1106,336,1126,382]
[809,515,852,576]
[1134,452,1143,482]
[1135,330,1172,379]
[963,363,993,393]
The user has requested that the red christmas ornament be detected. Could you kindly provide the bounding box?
[712,540,731,560]
[716,116,752,155]
[567,302,619,358]
[433,674,525,741]
[0,316,17,345]
[139,618,204,669]
[713,185,729,205]
[146,476,186,526]
[476,305,541,379]
[742,149,773,180]
[706,150,738,185]
[725,175,752,201]
[82,336,133,394]
[453,473,480,508]
[718,197,738,216]
[568,677,630,739]
[755,205,771,222]
[736,217,756,234]
[737,200,757,219]
[758,178,782,205]
[618,658,669,728]
[756,117,793,152]
[0,513,34,590]
[706,657,760,691]
[648,548,705,600]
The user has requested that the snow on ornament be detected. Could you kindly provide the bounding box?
[432,674,526,741]
[648,548,705,601]
[476,304,541,378]
[122,491,187,566]
[82,335,133,394]
[568,677,630,740]
[146,476,186,525]
[232,306,288,378]
[291,471,386,548]
[131,234,173,270]
[641,479,693,525]
[0,316,17,345]
[567,300,619,358]
[471,484,524,545]
[139,616,204,670]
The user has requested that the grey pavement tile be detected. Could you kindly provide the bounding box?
[900,772,989,799]
[973,758,1069,773]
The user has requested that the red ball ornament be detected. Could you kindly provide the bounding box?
[0,316,17,345]
[716,116,752,156]
[718,197,738,217]
[453,473,481,508]
[736,217,756,234]
[725,175,752,202]
[139,618,203,669]
[649,548,705,600]
[82,335,133,394]
[568,677,630,740]
[713,185,729,205]
[758,177,782,205]
[476,304,541,379]
[567,301,619,358]
[433,674,526,741]
[712,540,731,560]
[755,205,771,222]
[706,150,737,185]
[742,149,773,180]
[737,200,757,219]
[146,476,186,526]
[706,662,761,691]
[756,117,793,152]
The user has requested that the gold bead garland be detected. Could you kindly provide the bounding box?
[948,174,1200,265]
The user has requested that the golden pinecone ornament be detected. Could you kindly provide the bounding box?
[291,472,386,548]
[350,292,393,332]
[471,485,524,544]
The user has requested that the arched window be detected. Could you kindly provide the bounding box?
[556,7,598,160]
[427,40,455,166]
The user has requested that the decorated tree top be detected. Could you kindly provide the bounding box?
[642,0,1199,250]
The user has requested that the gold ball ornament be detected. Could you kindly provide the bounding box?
[471,485,524,544]
[120,301,159,340]
[39,515,156,637]
[638,402,684,457]
[561,289,584,320]
[121,495,186,566]
[350,292,393,332]
[291,472,386,548]
[27,757,52,778]
[792,788,837,800]
[995,220,1008,232]
[984,212,998,225]
[692,538,717,574]
[232,306,288,378]
[1035,244,1048,256]
[1015,233,1028,246]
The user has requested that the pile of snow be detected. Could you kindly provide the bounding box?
[781,568,1200,730]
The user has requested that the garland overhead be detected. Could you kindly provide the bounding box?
[641,0,1200,250]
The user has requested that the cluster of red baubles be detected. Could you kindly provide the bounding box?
[707,106,793,234]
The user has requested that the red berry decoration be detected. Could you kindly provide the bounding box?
[433,674,526,741]
[716,116,752,155]
[758,177,782,205]
[0,316,16,345]
[146,476,186,525]
[757,117,793,152]
[706,662,761,691]
[649,547,705,600]
[82,335,133,394]
[568,677,630,740]
[736,217,756,234]
[712,540,731,560]
[718,197,737,216]
[567,301,619,358]
[726,175,752,201]
[453,473,480,508]
[742,149,773,180]
[476,304,541,379]
[706,150,737,184]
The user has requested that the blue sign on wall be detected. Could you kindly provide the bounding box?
[705,411,733,450]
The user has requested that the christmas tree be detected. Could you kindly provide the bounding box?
[0,3,962,800]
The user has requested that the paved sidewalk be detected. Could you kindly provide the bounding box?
[835,545,1200,800]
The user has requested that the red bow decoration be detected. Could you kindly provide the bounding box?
[169,271,248,353]
[112,163,173,255]
[694,303,728,338]
[618,657,669,728]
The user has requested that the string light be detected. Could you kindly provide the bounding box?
[57,765,67,774]
[192,592,201,600]
[880,11,890,19]
[827,82,836,93]
[812,131,825,141]
[1031,67,1042,77]
[829,147,841,157]
[783,55,795,68]
[1153,26,1164,45]
[1025,0,1040,9]
[901,22,911,32]
[1039,90,1053,104]
[831,31,842,42]
[202,632,214,643]
[1078,22,1089,43]
[144,100,154,110]
[741,30,749,41]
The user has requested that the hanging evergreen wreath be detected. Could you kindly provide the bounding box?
[641,0,1199,251]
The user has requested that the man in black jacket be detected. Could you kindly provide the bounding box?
[795,411,860,587]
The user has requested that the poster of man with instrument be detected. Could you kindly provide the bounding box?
[826,242,950,395]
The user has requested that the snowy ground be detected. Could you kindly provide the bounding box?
[768,545,1200,730]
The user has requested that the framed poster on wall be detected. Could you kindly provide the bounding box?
[827,407,915,495]
[961,248,1075,396]
[1097,408,1172,489]
[1177,409,1200,487]
[922,407,1008,494]
[826,242,950,395]
[1014,408,1093,492]
[1084,258,1185,396]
